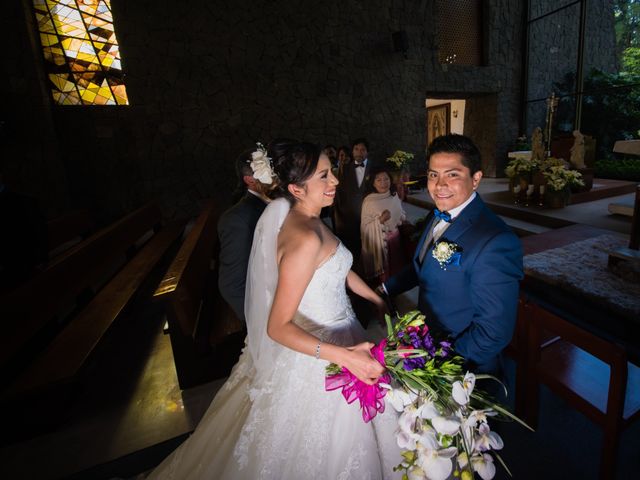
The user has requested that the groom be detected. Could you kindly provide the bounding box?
[383,134,523,374]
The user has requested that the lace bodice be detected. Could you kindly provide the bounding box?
[294,242,356,336]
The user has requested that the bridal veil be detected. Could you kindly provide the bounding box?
[243,197,290,384]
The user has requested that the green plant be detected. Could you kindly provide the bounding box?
[542,166,585,192]
[505,155,539,178]
[595,157,640,181]
[514,135,530,151]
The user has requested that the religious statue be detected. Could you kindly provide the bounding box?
[531,126,545,163]
[570,129,586,169]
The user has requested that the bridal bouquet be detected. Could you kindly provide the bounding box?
[326,311,530,480]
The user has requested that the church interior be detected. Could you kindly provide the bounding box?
[1,0,639,479]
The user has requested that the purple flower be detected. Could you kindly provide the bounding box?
[403,356,426,371]
[422,335,437,356]
[439,340,453,358]
[409,332,422,349]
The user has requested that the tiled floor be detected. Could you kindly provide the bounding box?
[0,178,636,480]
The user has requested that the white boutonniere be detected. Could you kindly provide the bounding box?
[250,142,276,184]
[432,240,462,269]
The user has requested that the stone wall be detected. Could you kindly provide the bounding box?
[1,0,69,219]
[525,0,617,134]
[8,0,530,220]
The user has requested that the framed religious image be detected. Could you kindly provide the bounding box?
[427,103,451,144]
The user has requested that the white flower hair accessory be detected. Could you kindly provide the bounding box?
[250,142,276,185]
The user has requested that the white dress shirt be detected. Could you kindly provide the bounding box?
[355,158,368,187]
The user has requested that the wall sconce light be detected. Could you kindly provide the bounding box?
[452,110,458,118]
[444,53,457,64]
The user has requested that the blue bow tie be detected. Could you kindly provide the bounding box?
[434,208,452,223]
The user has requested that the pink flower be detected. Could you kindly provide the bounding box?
[371,338,388,365]
[324,339,390,423]
[397,345,414,358]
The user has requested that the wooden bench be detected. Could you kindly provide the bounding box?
[521,297,640,479]
[46,208,94,258]
[505,294,560,418]
[154,199,244,389]
[0,202,185,403]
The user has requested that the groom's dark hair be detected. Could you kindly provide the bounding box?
[427,134,482,175]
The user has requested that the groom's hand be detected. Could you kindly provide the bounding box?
[375,283,395,325]
[373,296,389,328]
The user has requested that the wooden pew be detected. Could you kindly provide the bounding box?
[46,208,94,258]
[154,199,244,389]
[522,297,640,479]
[0,202,185,402]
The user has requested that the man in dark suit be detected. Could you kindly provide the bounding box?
[333,138,373,266]
[217,148,269,322]
[384,134,523,374]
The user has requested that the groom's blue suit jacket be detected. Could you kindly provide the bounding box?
[385,194,523,372]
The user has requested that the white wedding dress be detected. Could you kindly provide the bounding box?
[148,199,402,480]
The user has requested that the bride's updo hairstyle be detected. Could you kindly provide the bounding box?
[268,141,321,204]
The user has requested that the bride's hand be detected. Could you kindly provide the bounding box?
[344,342,385,385]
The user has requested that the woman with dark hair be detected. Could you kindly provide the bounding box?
[148,142,401,479]
[322,143,338,169]
[336,145,351,176]
[360,167,407,283]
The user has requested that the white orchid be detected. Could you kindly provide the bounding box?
[474,423,504,452]
[471,453,497,480]
[452,372,476,406]
[418,399,440,420]
[431,415,461,436]
[415,442,457,480]
[397,429,421,450]
[407,466,427,480]
[384,386,418,412]
[249,143,275,184]
[467,409,497,426]
[398,405,421,433]
[416,427,439,450]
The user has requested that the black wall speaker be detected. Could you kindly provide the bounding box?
[392,31,409,54]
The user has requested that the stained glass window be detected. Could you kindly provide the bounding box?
[33,0,129,105]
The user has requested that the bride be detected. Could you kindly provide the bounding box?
[148,142,401,479]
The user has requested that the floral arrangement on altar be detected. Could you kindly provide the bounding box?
[504,155,539,179]
[542,164,584,192]
[326,311,530,480]
[387,150,415,170]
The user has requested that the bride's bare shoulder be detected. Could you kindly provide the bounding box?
[278,216,323,259]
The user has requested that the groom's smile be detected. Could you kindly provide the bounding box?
[427,152,482,212]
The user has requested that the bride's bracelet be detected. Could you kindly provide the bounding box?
[315,341,322,360]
